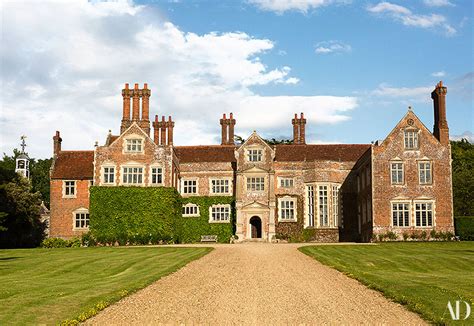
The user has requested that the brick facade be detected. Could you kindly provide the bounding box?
[49,82,454,242]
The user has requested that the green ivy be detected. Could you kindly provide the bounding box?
[89,187,181,245]
[177,196,235,243]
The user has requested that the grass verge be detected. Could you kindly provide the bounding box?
[0,246,211,325]
[299,242,473,325]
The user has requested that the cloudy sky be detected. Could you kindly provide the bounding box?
[1,0,472,158]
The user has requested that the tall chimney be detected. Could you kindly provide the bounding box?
[142,83,150,121]
[153,115,159,144]
[292,113,300,144]
[53,131,62,155]
[161,116,167,145]
[168,116,174,145]
[120,83,131,133]
[220,113,228,145]
[132,83,140,120]
[228,112,235,145]
[431,81,449,145]
[299,112,306,144]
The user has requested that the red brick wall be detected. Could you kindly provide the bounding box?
[372,111,454,237]
[49,179,91,239]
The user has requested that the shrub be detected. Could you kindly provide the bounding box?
[386,231,398,241]
[430,229,437,240]
[81,232,97,247]
[378,233,385,242]
[89,186,180,245]
[410,232,420,240]
[454,216,474,241]
[420,231,428,241]
[41,237,81,248]
[402,232,409,241]
[176,196,235,243]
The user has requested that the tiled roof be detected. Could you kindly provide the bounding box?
[51,151,94,179]
[274,144,370,162]
[175,145,236,163]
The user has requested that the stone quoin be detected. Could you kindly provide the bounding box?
[49,81,454,242]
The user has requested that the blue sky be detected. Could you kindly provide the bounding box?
[0,0,472,158]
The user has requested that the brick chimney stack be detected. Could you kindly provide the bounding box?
[220,113,236,145]
[152,114,174,146]
[220,113,228,145]
[292,113,306,144]
[431,81,449,145]
[53,131,62,155]
[120,83,151,135]
[229,113,236,145]
[132,83,140,120]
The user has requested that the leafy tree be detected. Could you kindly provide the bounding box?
[0,150,52,207]
[0,177,45,248]
[451,139,474,216]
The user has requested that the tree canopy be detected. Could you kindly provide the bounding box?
[451,139,474,216]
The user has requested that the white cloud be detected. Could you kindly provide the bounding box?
[247,0,346,14]
[371,83,432,102]
[431,71,446,77]
[0,0,357,158]
[315,41,352,54]
[423,0,454,7]
[451,131,474,143]
[367,1,456,36]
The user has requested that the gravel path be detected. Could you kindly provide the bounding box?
[85,243,425,325]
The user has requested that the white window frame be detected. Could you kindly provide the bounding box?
[332,185,340,227]
[390,161,404,185]
[306,185,315,227]
[418,161,432,185]
[123,135,145,154]
[278,177,294,189]
[182,203,200,217]
[150,165,164,186]
[209,204,231,223]
[73,208,89,230]
[246,176,265,192]
[318,185,329,227]
[414,201,434,227]
[246,148,263,162]
[63,180,76,198]
[404,129,419,150]
[209,178,232,195]
[121,165,144,185]
[181,178,198,195]
[391,201,410,227]
[278,196,297,222]
[101,165,116,185]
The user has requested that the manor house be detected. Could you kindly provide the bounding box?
[49,82,454,242]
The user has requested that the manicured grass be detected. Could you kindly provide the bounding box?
[0,246,211,325]
[300,242,474,325]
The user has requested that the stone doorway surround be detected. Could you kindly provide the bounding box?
[250,216,262,238]
[236,201,275,242]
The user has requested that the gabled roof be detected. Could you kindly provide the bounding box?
[175,145,236,163]
[274,144,370,162]
[51,151,94,179]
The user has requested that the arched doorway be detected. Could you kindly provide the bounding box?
[250,216,262,239]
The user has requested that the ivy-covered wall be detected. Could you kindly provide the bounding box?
[177,196,235,243]
[89,187,181,245]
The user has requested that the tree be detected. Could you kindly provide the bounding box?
[0,177,45,248]
[451,139,474,216]
[0,150,52,207]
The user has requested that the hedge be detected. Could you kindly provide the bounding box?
[177,196,235,243]
[454,216,474,241]
[89,186,181,245]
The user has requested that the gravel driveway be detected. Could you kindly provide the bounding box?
[85,243,425,325]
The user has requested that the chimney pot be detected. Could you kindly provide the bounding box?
[144,83,148,89]
[134,83,139,89]
[155,115,158,122]
[125,83,129,89]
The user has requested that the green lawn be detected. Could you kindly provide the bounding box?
[300,242,474,325]
[0,246,211,325]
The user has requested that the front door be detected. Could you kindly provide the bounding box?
[250,216,262,238]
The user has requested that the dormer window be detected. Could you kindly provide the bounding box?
[404,130,419,149]
[247,149,262,162]
[125,139,143,153]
